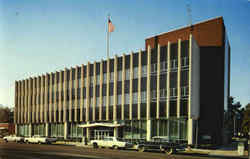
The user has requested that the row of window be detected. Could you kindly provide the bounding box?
[17,57,189,92]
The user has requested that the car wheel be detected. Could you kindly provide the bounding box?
[164,148,173,155]
[38,142,41,144]
[138,146,145,152]
[113,145,119,150]
[93,143,98,149]
[4,139,8,143]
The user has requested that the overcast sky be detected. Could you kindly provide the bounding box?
[0,0,249,108]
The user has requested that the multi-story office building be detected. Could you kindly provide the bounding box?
[14,16,230,145]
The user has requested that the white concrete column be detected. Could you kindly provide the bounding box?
[86,121,90,141]
[80,64,84,122]
[156,44,161,119]
[64,122,68,139]
[146,46,151,120]
[69,68,73,122]
[146,119,151,141]
[36,77,40,123]
[177,39,181,118]
[49,73,53,123]
[93,62,97,121]
[121,54,125,120]
[44,74,49,123]
[63,69,67,122]
[58,72,62,123]
[86,62,90,121]
[32,78,36,123]
[41,75,45,123]
[166,42,171,118]
[29,124,32,136]
[45,123,49,137]
[137,50,142,120]
[99,61,103,120]
[113,56,118,121]
[54,72,58,123]
[188,119,194,145]
[75,67,79,122]
[129,52,133,120]
[113,121,118,138]
[106,59,110,120]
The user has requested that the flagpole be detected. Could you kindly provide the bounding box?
[107,14,110,59]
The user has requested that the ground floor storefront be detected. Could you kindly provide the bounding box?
[16,118,195,144]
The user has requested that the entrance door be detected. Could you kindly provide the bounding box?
[94,130,112,140]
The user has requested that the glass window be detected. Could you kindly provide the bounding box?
[110,72,114,83]
[118,94,122,105]
[96,75,100,84]
[102,96,106,106]
[78,79,81,88]
[141,91,147,103]
[170,88,177,97]
[151,90,157,99]
[118,70,122,81]
[125,93,129,104]
[133,67,138,79]
[103,73,107,84]
[84,78,87,87]
[142,65,147,77]
[151,63,157,73]
[96,97,99,107]
[182,57,189,68]
[133,92,138,104]
[110,96,113,105]
[125,69,130,80]
[90,98,93,107]
[171,59,178,70]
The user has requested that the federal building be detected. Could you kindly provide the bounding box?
[14,17,230,145]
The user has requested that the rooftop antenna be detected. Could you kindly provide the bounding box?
[186,3,192,26]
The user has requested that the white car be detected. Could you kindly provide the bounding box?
[90,137,132,149]
[24,135,57,144]
[3,135,24,143]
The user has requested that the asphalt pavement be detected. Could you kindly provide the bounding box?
[0,140,247,159]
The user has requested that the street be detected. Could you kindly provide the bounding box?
[0,141,246,159]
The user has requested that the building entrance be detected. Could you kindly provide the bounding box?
[93,130,112,140]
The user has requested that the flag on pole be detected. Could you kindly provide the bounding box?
[108,18,115,33]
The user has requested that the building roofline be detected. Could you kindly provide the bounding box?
[145,16,223,40]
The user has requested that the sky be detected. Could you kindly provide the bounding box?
[0,0,249,108]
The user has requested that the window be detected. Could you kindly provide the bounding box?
[151,63,157,73]
[133,67,138,79]
[90,98,94,107]
[110,72,114,83]
[103,74,107,84]
[125,69,130,80]
[118,70,122,81]
[102,96,106,106]
[160,61,168,72]
[142,65,147,77]
[125,93,129,104]
[78,79,81,88]
[118,94,122,105]
[160,89,167,98]
[181,86,189,97]
[133,92,138,104]
[96,97,99,107]
[151,90,157,99]
[171,59,178,70]
[72,80,75,89]
[84,78,87,87]
[110,96,113,105]
[90,76,94,86]
[141,91,147,103]
[170,88,177,97]
[182,57,189,68]
[96,75,100,84]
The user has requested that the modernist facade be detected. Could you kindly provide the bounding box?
[14,16,230,145]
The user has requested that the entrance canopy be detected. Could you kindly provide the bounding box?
[78,122,124,128]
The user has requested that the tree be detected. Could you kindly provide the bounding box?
[241,103,250,136]
[0,105,11,122]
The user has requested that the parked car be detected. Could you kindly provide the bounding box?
[136,136,186,155]
[90,137,133,149]
[3,135,24,143]
[24,135,57,144]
